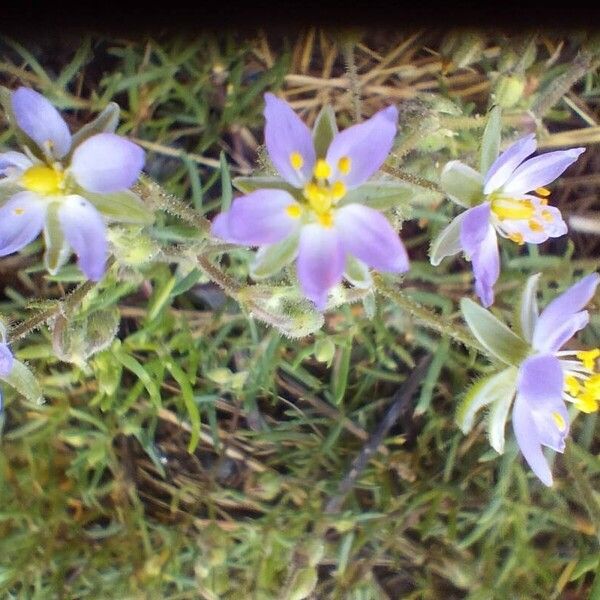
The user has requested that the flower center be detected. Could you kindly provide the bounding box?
[561,348,600,413]
[21,165,65,196]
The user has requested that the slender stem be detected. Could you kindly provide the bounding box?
[342,40,362,123]
[380,164,443,194]
[373,274,482,352]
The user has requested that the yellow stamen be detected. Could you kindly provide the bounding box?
[577,348,600,370]
[286,203,302,219]
[338,156,351,175]
[539,198,548,206]
[317,211,334,228]
[535,187,551,197]
[528,219,543,232]
[574,391,598,414]
[314,159,331,180]
[565,375,581,397]
[551,411,566,431]
[508,232,525,245]
[587,374,600,393]
[289,152,304,170]
[331,181,346,201]
[541,210,554,222]
[21,165,64,195]
[303,182,331,213]
[490,197,535,220]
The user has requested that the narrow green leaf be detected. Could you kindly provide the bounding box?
[480,105,502,174]
[164,358,200,453]
[456,366,517,435]
[312,104,338,158]
[250,233,299,280]
[83,189,155,225]
[461,298,529,365]
[115,351,161,409]
[220,151,232,210]
[233,176,297,196]
[1,360,43,403]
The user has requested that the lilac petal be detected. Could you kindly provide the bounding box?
[58,195,107,281]
[0,343,14,377]
[483,134,537,194]
[263,93,316,187]
[0,151,33,175]
[533,273,600,352]
[11,87,72,158]
[517,354,568,461]
[512,393,553,486]
[335,203,409,272]
[70,133,145,194]
[502,148,586,196]
[213,189,299,246]
[0,192,46,256]
[460,203,499,307]
[326,106,398,188]
[297,224,345,309]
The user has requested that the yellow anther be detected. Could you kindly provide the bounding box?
[565,375,581,397]
[508,232,525,245]
[577,348,600,370]
[490,197,535,220]
[528,219,543,232]
[286,203,302,219]
[338,156,351,175]
[289,152,304,170]
[574,391,598,414]
[551,411,566,431]
[587,374,600,393]
[13,207,25,216]
[541,210,554,222]
[317,211,334,228]
[539,198,548,206]
[330,181,346,201]
[535,187,551,197]
[21,165,64,195]
[314,159,332,180]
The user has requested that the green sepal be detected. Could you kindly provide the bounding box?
[67,102,120,159]
[250,232,299,280]
[0,359,43,403]
[340,181,415,211]
[0,86,45,161]
[429,213,463,267]
[312,104,338,158]
[514,273,540,343]
[487,374,518,454]
[456,366,518,435]
[232,176,298,197]
[43,203,71,275]
[344,255,372,289]
[460,298,529,365]
[480,105,502,174]
[81,188,155,225]
[440,161,484,208]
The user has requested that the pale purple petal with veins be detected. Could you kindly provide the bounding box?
[211,189,299,246]
[460,202,499,307]
[70,133,144,194]
[532,273,600,352]
[11,87,72,158]
[483,134,537,194]
[335,203,409,272]
[0,343,14,377]
[297,224,345,310]
[326,106,398,188]
[502,148,586,196]
[263,93,316,187]
[513,354,568,486]
[0,192,46,256]
[58,195,107,281]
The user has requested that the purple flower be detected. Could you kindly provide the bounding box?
[461,273,600,486]
[514,273,600,486]
[212,93,409,309]
[0,87,145,280]
[433,134,585,307]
